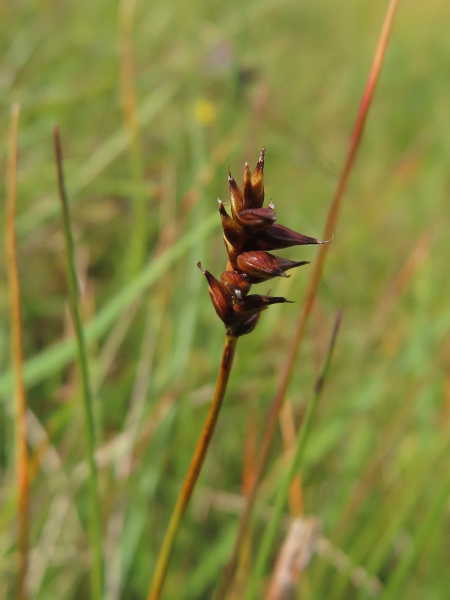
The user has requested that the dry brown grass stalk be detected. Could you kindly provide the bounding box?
[6,103,29,600]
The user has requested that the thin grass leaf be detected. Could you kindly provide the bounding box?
[17,84,178,239]
[244,312,342,599]
[0,213,219,400]
[54,126,104,600]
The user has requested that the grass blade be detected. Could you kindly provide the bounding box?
[54,126,104,600]
[379,445,450,600]
[244,312,342,599]
[0,213,219,400]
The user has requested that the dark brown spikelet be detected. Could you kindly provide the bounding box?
[199,149,328,336]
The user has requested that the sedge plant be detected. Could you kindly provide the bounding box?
[2,2,448,599]
[148,149,328,599]
[216,0,400,595]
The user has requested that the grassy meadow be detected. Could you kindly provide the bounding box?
[1,0,450,598]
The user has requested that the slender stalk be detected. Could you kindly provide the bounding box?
[244,312,342,599]
[119,0,147,275]
[53,126,104,600]
[148,334,239,600]
[216,1,400,595]
[6,104,29,600]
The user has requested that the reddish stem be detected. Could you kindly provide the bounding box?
[6,104,29,600]
[216,1,400,595]
[148,334,238,600]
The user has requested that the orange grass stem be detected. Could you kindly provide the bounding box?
[275,0,400,430]
[6,104,29,600]
[119,0,147,275]
[148,334,238,600]
[119,0,140,142]
[215,1,400,595]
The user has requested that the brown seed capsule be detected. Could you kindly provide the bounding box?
[250,147,265,207]
[236,251,288,282]
[218,201,247,250]
[228,169,244,218]
[236,205,276,231]
[242,150,266,210]
[242,162,254,210]
[233,293,291,318]
[198,262,234,324]
[220,270,251,299]
[254,224,324,251]
[228,313,260,336]
[223,234,239,270]
[230,313,260,336]
[236,251,309,283]
[275,256,310,273]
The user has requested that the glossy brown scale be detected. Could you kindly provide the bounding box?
[236,206,276,231]
[220,270,251,299]
[236,251,309,283]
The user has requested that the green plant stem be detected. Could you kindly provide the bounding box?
[148,334,238,600]
[54,126,104,600]
[244,312,342,600]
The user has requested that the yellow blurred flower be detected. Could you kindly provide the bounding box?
[193,98,217,126]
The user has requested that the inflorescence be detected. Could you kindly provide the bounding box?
[198,148,327,336]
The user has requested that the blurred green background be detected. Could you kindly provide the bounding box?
[1,0,449,598]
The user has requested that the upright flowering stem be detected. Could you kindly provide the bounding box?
[149,149,321,598]
[6,104,29,600]
[148,334,238,600]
